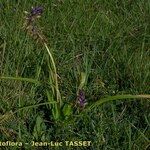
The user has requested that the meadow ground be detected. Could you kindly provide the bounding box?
[0,0,150,150]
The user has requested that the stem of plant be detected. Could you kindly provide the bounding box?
[44,42,62,106]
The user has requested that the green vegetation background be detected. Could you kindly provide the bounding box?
[0,0,149,149]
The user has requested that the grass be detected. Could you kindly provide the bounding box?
[0,0,150,149]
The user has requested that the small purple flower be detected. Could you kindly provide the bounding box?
[23,6,47,43]
[77,89,87,107]
[31,6,43,16]
[25,6,43,24]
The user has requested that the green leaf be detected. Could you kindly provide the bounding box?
[46,90,60,120]
[13,102,57,114]
[62,104,73,117]
[33,115,46,140]
[52,103,60,120]
[88,94,150,110]
[78,72,86,90]
[0,76,41,85]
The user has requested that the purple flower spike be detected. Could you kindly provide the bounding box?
[31,6,43,16]
[23,6,47,43]
[78,89,87,107]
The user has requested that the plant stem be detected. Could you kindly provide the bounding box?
[44,42,62,106]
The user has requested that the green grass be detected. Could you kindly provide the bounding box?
[0,0,150,150]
